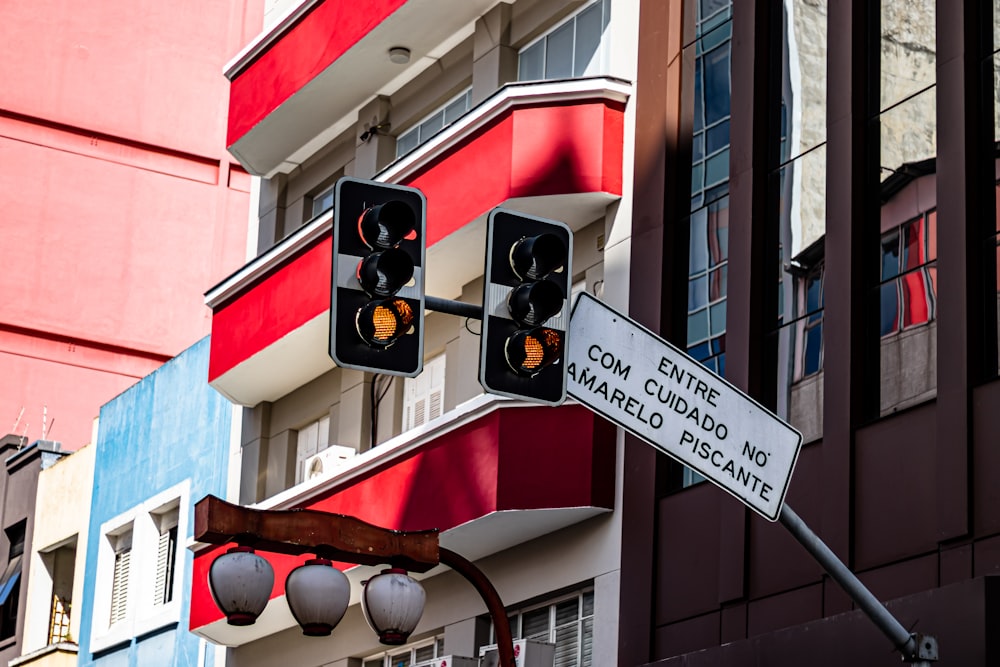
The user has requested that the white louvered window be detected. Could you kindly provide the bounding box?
[295,414,331,483]
[491,589,595,667]
[403,354,445,431]
[153,507,179,606]
[109,530,133,625]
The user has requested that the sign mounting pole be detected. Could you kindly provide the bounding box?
[566,293,937,663]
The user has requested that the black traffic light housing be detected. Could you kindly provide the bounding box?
[330,177,426,377]
[479,208,572,405]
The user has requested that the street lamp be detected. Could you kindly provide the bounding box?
[194,495,516,666]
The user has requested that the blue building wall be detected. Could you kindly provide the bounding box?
[78,337,231,667]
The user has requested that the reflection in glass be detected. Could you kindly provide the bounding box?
[689,12,732,212]
[877,207,938,413]
[775,145,826,438]
[880,85,936,181]
[780,0,828,161]
[880,0,936,112]
[687,197,729,375]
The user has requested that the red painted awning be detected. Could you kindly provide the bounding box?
[189,402,615,646]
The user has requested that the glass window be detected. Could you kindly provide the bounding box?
[517,0,611,83]
[395,90,472,159]
[687,197,729,372]
[879,212,937,337]
[363,635,445,667]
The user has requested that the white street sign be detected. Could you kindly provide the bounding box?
[567,293,802,521]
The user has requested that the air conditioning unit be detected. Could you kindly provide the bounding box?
[412,656,478,667]
[479,639,555,667]
[304,445,356,480]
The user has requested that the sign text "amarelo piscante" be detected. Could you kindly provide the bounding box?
[566,293,802,521]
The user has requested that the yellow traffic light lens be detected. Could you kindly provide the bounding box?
[505,328,562,376]
[357,299,414,348]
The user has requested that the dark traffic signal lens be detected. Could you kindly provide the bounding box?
[356,247,415,297]
[357,201,417,249]
[506,280,565,326]
[509,233,566,280]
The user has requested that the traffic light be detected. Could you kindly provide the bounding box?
[479,208,572,405]
[330,177,426,377]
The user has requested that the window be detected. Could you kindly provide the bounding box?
[686,197,729,376]
[518,0,611,82]
[91,481,189,653]
[490,589,594,667]
[879,210,937,336]
[295,414,332,484]
[396,89,472,159]
[43,540,75,645]
[363,635,445,667]
[108,529,132,626]
[0,521,25,641]
[794,262,825,379]
[152,506,179,606]
[402,354,445,431]
[690,1,732,210]
[311,185,336,218]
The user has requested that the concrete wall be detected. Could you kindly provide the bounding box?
[0,0,262,450]
[22,443,96,654]
[78,338,232,667]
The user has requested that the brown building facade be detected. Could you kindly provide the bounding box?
[626,0,1000,664]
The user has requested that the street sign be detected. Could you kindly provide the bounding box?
[567,292,802,521]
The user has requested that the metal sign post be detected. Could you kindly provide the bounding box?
[566,293,937,663]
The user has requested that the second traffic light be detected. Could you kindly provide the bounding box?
[479,208,572,405]
[330,177,426,377]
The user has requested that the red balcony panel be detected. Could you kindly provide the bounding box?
[227,0,407,148]
[226,0,503,176]
[189,404,615,640]
[208,238,329,385]
[207,91,625,406]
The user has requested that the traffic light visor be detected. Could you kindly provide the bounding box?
[356,298,415,348]
[358,201,417,249]
[356,247,414,297]
[509,233,566,280]
[505,328,562,376]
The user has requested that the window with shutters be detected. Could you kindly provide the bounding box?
[402,354,445,431]
[488,588,595,667]
[151,505,179,606]
[108,529,132,625]
[295,414,332,483]
[90,480,190,654]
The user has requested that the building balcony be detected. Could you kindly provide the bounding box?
[206,77,627,407]
[188,399,615,646]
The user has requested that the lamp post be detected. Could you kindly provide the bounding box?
[194,495,516,667]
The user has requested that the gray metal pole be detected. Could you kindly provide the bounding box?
[424,295,483,320]
[778,504,937,663]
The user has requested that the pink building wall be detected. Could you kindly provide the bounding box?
[0,1,263,449]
